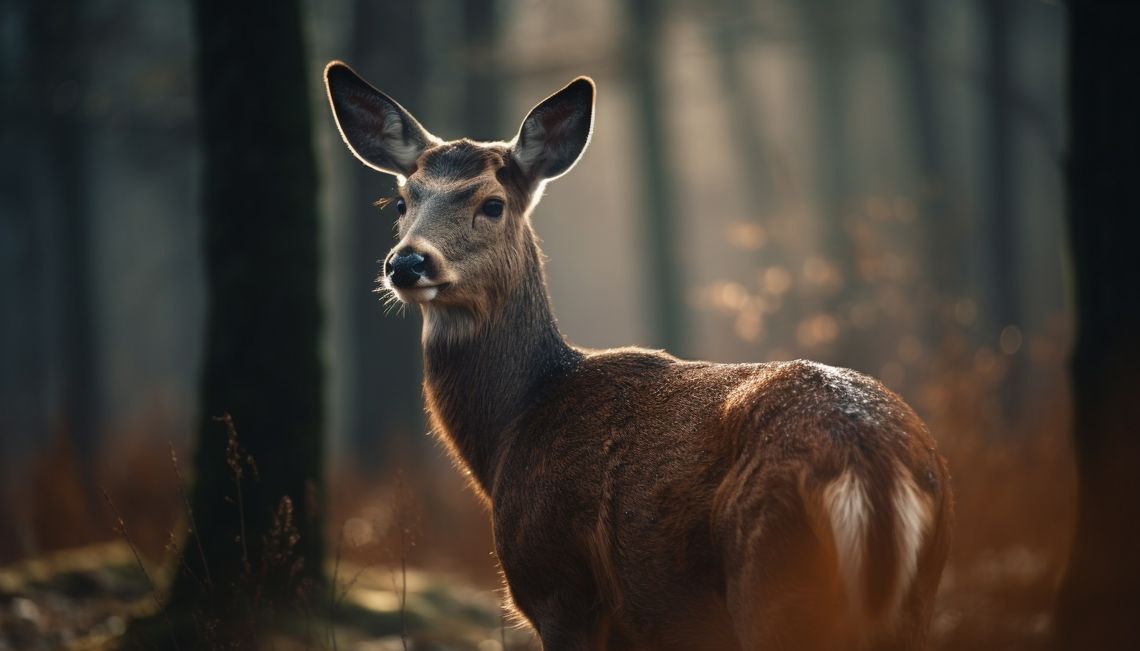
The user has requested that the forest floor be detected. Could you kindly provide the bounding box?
[0,539,1059,650]
[0,542,539,651]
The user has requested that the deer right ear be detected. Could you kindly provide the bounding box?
[512,76,595,182]
[324,61,437,178]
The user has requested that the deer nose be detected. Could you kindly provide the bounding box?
[387,249,429,288]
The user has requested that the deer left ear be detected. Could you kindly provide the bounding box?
[511,76,595,182]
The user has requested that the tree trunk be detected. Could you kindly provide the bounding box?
[1053,2,1140,648]
[625,0,687,357]
[801,3,862,370]
[343,0,428,467]
[0,0,52,561]
[0,0,100,558]
[30,0,100,484]
[981,0,1022,416]
[155,0,324,641]
[460,0,503,140]
[896,0,959,305]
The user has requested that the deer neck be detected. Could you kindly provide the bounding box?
[420,236,580,493]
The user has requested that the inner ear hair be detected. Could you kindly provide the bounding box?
[512,76,595,181]
[324,61,438,177]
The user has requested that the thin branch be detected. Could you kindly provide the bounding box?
[101,487,182,651]
[170,440,213,590]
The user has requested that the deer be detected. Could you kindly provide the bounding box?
[324,62,953,651]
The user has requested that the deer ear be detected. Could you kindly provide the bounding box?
[512,76,595,181]
[324,61,437,177]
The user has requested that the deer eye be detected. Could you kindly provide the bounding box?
[481,199,504,218]
[395,198,407,216]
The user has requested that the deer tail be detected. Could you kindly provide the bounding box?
[808,463,934,635]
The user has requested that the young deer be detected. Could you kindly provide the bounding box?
[325,62,952,651]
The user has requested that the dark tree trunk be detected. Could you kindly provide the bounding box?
[156,0,324,640]
[6,0,100,498]
[31,0,99,482]
[343,0,428,466]
[0,0,51,561]
[40,0,98,481]
[1053,2,1140,648]
[460,0,503,140]
[625,0,687,357]
[0,0,100,562]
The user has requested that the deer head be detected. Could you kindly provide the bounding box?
[325,62,594,341]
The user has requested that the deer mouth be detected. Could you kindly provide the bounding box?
[395,282,451,303]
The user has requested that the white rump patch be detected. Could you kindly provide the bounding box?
[890,465,933,617]
[823,470,869,613]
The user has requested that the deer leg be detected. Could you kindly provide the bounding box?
[524,591,611,651]
[721,483,849,651]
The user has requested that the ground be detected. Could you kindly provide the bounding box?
[0,543,540,651]
[0,537,1060,650]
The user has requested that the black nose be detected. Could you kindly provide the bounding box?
[387,249,429,289]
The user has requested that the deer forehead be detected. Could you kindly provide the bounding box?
[404,141,531,205]
[415,140,507,179]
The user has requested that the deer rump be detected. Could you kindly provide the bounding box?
[489,353,951,651]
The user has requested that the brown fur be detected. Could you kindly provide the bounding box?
[325,64,954,650]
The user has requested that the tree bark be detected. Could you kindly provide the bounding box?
[1053,2,1140,648]
[155,0,324,640]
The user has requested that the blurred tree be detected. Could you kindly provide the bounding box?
[896,0,959,308]
[0,1,35,556]
[802,2,859,369]
[1053,1,1140,647]
[704,0,807,356]
[711,0,775,214]
[625,0,687,356]
[28,0,99,487]
[0,0,49,561]
[707,0,780,231]
[460,0,503,139]
[981,0,1022,414]
[0,0,101,561]
[343,0,427,468]
[150,0,324,640]
[1,0,100,501]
